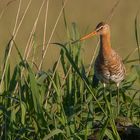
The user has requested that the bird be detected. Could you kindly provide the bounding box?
[79,22,125,88]
[78,22,126,114]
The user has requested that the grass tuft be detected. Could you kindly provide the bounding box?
[0,1,140,140]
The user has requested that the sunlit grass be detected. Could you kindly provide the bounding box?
[0,0,140,140]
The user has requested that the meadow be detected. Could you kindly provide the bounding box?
[0,0,140,140]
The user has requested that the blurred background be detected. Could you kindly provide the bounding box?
[0,0,140,69]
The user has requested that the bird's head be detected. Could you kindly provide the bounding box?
[80,22,110,41]
[95,22,110,35]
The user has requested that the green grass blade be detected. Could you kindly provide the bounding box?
[28,66,42,114]
[99,117,109,140]
[135,10,140,62]
[43,129,64,140]
[105,128,114,140]
[52,42,89,83]
[20,101,26,125]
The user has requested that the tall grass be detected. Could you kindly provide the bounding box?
[0,1,140,140]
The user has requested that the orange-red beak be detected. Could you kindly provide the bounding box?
[71,31,97,44]
[80,31,97,41]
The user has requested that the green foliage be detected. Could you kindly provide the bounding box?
[0,1,140,140]
[0,23,140,140]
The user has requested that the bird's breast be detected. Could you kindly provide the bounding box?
[94,50,125,84]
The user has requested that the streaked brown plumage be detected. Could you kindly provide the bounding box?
[80,22,125,87]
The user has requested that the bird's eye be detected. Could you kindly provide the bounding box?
[100,26,103,30]
[96,26,103,32]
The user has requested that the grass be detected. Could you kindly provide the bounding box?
[0,0,140,140]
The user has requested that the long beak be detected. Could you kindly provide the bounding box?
[71,31,97,44]
[80,31,97,41]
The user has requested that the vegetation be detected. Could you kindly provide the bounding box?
[0,0,140,139]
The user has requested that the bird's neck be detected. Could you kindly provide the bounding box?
[99,32,112,55]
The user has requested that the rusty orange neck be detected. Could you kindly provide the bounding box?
[99,32,112,55]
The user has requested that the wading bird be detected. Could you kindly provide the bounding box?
[80,22,125,87]
[79,22,126,113]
